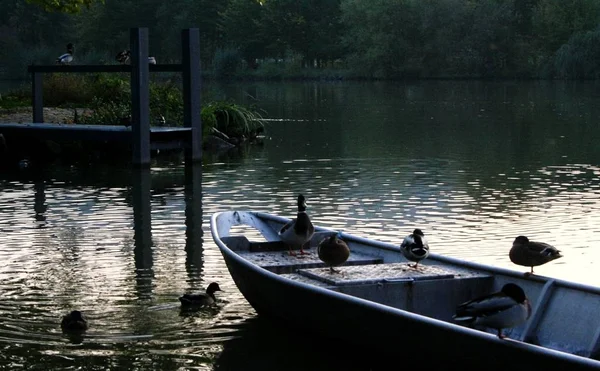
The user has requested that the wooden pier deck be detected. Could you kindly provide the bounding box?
[11,27,203,166]
[0,123,193,151]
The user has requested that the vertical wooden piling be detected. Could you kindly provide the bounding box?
[182,28,202,163]
[130,28,151,166]
[32,71,43,123]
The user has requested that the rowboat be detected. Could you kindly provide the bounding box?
[210,210,600,370]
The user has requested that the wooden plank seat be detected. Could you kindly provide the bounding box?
[222,235,383,274]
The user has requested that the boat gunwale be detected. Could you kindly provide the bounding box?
[210,210,600,368]
[247,210,600,295]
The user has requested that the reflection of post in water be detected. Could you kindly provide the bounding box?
[184,163,204,283]
[132,168,154,299]
[34,180,47,227]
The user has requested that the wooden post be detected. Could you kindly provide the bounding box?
[182,28,202,163]
[184,162,204,280]
[32,71,43,123]
[132,167,154,298]
[130,28,151,166]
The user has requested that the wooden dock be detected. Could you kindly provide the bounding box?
[6,27,203,166]
[0,123,193,151]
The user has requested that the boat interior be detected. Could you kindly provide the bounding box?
[217,211,600,361]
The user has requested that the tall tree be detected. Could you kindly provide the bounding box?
[26,0,103,13]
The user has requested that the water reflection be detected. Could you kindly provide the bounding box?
[1,80,600,369]
[132,168,154,300]
[184,163,204,285]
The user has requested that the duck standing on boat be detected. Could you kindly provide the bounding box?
[278,194,315,257]
[61,310,88,332]
[453,283,532,339]
[400,228,430,269]
[179,282,222,307]
[317,231,350,273]
[509,235,563,275]
[56,43,74,65]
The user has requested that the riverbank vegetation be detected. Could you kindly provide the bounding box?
[2,0,600,80]
[0,73,266,149]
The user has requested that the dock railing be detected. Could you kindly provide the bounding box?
[26,27,202,166]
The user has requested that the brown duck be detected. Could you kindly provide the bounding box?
[317,232,350,273]
[509,235,563,274]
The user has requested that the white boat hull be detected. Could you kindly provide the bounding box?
[211,211,600,370]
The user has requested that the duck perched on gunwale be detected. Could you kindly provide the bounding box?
[278,194,315,257]
[400,228,430,269]
[317,231,350,273]
[453,283,532,339]
[509,235,563,275]
[179,282,222,307]
[61,310,88,332]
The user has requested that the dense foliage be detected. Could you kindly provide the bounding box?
[2,0,600,79]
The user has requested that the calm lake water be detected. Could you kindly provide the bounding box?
[1,80,600,369]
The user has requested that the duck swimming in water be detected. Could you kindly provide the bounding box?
[509,235,563,275]
[317,231,350,273]
[278,194,315,257]
[453,283,532,339]
[179,282,222,307]
[61,310,88,332]
[400,228,430,269]
[56,43,74,65]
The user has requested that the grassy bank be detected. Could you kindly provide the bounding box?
[0,73,266,143]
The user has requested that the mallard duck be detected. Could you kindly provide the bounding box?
[61,310,88,332]
[317,231,350,273]
[509,236,563,275]
[115,50,156,65]
[56,43,74,65]
[400,228,430,269]
[116,50,130,64]
[179,282,222,307]
[453,283,532,339]
[278,194,315,257]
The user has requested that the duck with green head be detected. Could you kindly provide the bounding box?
[453,283,532,339]
[400,228,430,269]
[509,236,563,275]
[317,231,350,273]
[56,43,74,65]
[278,194,315,257]
[179,282,222,307]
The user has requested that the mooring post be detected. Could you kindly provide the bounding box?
[182,28,202,163]
[130,27,151,166]
[32,71,43,123]
[184,162,204,278]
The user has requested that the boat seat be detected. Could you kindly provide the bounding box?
[222,235,383,274]
[296,262,487,286]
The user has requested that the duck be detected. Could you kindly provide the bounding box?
[115,50,130,64]
[56,43,74,65]
[400,228,430,269]
[115,50,157,65]
[278,194,315,257]
[509,235,563,275]
[453,283,531,339]
[60,310,88,332]
[179,282,222,307]
[317,231,350,273]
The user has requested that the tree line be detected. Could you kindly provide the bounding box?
[2,0,600,80]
